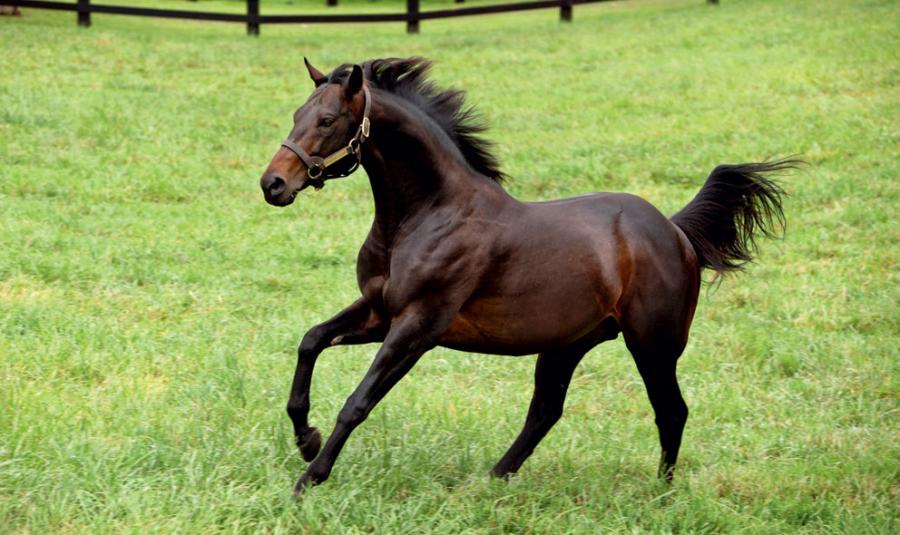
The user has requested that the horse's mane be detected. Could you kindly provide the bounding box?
[326,58,506,183]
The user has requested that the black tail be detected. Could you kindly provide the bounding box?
[671,159,798,278]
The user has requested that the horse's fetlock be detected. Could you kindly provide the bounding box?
[297,427,322,462]
[286,396,308,418]
[306,463,331,484]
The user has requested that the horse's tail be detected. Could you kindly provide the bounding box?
[670,159,797,278]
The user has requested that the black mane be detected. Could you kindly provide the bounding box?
[326,58,506,183]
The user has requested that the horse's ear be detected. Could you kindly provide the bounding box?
[304,57,327,87]
[345,64,363,98]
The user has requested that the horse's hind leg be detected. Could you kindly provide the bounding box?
[492,326,616,478]
[623,331,689,481]
[490,348,586,478]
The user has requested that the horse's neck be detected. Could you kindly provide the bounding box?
[360,96,487,246]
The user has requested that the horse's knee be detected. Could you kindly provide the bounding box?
[298,326,326,359]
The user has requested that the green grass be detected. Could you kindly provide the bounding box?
[1,0,898,532]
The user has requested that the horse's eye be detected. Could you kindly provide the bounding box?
[319,117,335,128]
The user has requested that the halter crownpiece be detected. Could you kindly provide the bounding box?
[280,85,372,190]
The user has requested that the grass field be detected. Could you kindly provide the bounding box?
[1,0,898,532]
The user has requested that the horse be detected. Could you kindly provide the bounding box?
[259,57,794,494]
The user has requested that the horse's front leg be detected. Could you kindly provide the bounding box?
[287,298,386,462]
[294,309,444,493]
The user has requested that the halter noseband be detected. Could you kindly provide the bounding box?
[280,85,372,190]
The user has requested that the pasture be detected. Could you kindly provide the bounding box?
[1,0,898,532]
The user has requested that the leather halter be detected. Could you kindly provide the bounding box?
[280,86,372,190]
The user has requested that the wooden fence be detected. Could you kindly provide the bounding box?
[4,0,626,34]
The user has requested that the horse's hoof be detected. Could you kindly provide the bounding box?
[293,476,311,497]
[297,428,322,462]
[293,470,323,496]
[657,461,676,482]
[489,466,514,480]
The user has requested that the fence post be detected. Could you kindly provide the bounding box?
[247,0,259,35]
[77,0,90,27]
[560,0,572,22]
[406,0,419,34]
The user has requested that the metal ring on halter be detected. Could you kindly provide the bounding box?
[308,162,324,180]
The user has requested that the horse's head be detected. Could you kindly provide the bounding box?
[260,59,369,206]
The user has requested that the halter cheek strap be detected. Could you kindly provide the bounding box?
[280,85,372,189]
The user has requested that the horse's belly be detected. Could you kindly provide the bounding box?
[439,287,608,356]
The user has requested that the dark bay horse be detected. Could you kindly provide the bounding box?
[259,57,794,494]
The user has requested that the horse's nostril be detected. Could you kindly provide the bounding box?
[271,176,285,194]
[264,174,286,196]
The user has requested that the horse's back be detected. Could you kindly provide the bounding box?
[526,191,691,269]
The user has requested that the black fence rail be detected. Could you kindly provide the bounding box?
[5,0,622,34]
